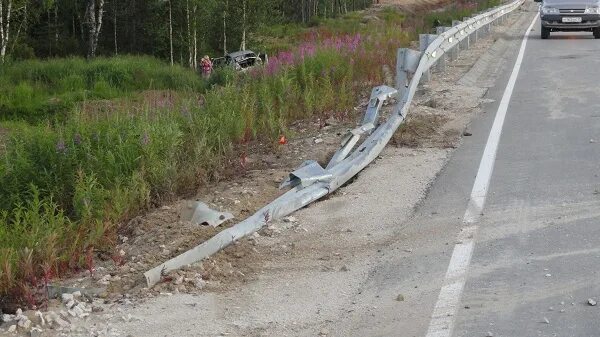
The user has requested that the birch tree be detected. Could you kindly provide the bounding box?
[240,0,246,51]
[168,0,173,65]
[222,0,227,55]
[0,0,13,63]
[84,0,105,58]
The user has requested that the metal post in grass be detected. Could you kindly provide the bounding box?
[396,48,422,99]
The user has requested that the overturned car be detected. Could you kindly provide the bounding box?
[213,50,268,71]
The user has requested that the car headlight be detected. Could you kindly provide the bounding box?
[542,6,559,14]
[585,6,600,14]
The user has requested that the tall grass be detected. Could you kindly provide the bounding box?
[0,0,500,306]
[0,56,206,122]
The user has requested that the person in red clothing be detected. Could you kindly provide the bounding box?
[200,55,213,79]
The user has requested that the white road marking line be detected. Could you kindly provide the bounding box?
[425,13,539,337]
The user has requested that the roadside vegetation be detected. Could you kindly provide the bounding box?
[0,0,503,307]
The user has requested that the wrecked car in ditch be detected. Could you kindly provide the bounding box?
[213,50,268,71]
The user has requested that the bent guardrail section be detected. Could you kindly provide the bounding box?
[145,0,526,287]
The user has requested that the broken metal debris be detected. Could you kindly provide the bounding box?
[181,201,234,227]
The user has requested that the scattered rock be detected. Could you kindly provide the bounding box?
[396,294,405,302]
[7,325,16,333]
[319,328,330,336]
[463,131,473,136]
[98,274,112,285]
[542,317,550,324]
[486,332,494,337]
[340,265,349,272]
[588,298,597,306]
[29,327,43,337]
[545,273,552,277]
[314,138,324,144]
[283,216,298,223]
[590,139,596,143]
[61,293,74,304]
[46,312,70,329]
[325,117,339,127]
[34,311,45,326]
[17,318,32,330]
[2,314,14,323]
[193,275,207,289]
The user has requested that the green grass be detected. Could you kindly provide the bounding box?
[424,0,504,29]
[0,0,505,307]
[0,56,206,122]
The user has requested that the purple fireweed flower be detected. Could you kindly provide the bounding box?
[73,133,82,145]
[56,139,67,154]
[261,33,363,77]
[141,132,150,146]
[180,106,192,120]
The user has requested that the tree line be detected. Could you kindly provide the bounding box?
[0,0,376,66]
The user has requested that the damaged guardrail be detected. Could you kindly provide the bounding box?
[145,0,526,287]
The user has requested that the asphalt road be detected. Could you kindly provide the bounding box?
[417,11,600,337]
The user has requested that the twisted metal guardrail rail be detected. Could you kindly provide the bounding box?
[145,0,526,286]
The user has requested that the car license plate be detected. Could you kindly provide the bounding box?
[562,17,582,23]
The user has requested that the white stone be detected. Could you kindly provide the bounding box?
[72,291,82,298]
[283,216,298,223]
[54,316,70,328]
[35,311,45,326]
[30,327,43,337]
[588,298,597,306]
[7,325,16,333]
[17,318,31,329]
[98,274,112,285]
[61,293,74,304]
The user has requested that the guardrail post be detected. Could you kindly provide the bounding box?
[482,19,489,38]
[452,20,462,58]
[419,34,437,82]
[457,23,470,51]
[444,27,459,62]
[472,19,480,43]
[396,48,422,99]
[435,27,449,72]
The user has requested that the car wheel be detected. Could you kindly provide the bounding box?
[593,27,600,39]
[541,27,550,39]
